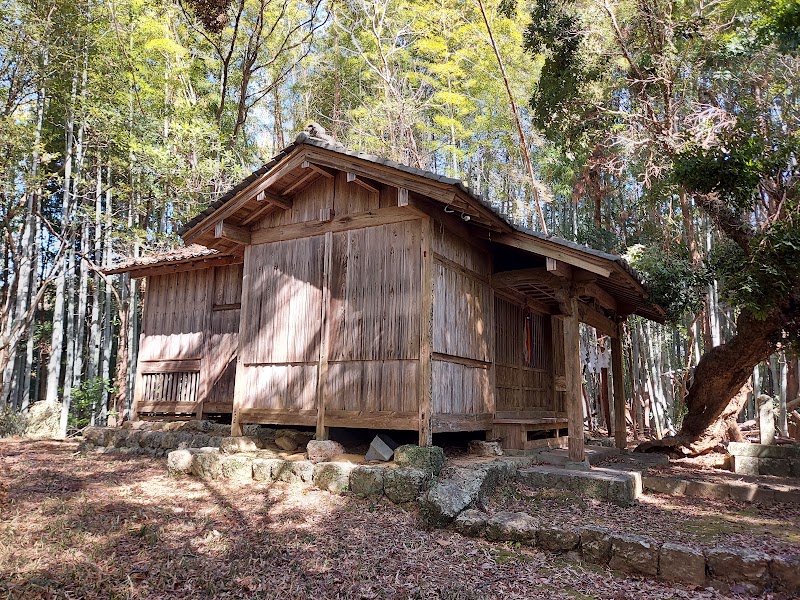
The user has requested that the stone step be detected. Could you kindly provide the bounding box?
[532,446,618,466]
[516,464,641,506]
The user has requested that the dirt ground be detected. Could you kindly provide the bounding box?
[0,439,787,600]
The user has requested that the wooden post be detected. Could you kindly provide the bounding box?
[231,249,251,437]
[612,320,627,450]
[418,218,433,446]
[315,232,333,441]
[562,297,584,462]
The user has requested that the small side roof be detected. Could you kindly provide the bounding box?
[103,244,242,277]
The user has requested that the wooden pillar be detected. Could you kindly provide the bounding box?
[315,232,333,441]
[231,250,251,438]
[612,320,627,450]
[562,297,584,462]
[418,218,433,446]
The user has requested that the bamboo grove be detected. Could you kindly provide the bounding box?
[0,0,797,449]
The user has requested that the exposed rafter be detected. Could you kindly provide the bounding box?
[214,220,251,245]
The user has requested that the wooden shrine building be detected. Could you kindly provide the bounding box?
[107,131,665,461]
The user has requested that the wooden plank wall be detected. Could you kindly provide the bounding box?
[430,228,493,430]
[205,263,243,408]
[237,236,324,420]
[494,296,558,415]
[136,264,244,415]
[139,269,210,361]
[236,175,422,429]
[324,221,421,427]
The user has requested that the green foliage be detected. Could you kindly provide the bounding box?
[69,378,114,430]
[625,244,711,323]
[672,141,763,212]
[0,406,28,438]
[710,218,800,325]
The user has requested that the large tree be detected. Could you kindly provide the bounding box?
[524,0,800,454]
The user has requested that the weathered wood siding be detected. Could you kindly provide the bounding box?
[205,263,243,408]
[430,228,493,430]
[139,269,210,361]
[237,236,324,422]
[236,176,424,430]
[494,296,558,415]
[135,264,243,415]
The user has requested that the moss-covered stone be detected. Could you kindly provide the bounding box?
[393,445,445,475]
[312,462,353,493]
[384,467,428,503]
[349,465,385,497]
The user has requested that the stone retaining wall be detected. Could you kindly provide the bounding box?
[451,509,799,594]
[79,421,233,456]
[643,474,800,504]
[728,442,800,478]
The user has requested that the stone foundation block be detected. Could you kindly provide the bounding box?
[275,460,314,484]
[759,457,793,477]
[728,442,800,459]
[770,554,800,594]
[727,481,759,502]
[685,480,729,499]
[307,440,346,464]
[218,436,261,454]
[579,526,612,565]
[453,509,487,537]
[394,445,445,476]
[167,449,196,475]
[220,455,254,481]
[642,476,687,496]
[706,546,769,586]
[731,455,760,475]
[349,465,385,498]
[517,465,639,506]
[659,542,706,586]
[252,458,285,482]
[485,511,537,544]
[384,467,428,503]
[773,488,800,504]
[609,534,659,576]
[191,450,223,480]
[468,440,503,457]
[537,527,579,552]
[312,462,354,493]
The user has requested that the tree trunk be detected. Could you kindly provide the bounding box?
[636,308,786,455]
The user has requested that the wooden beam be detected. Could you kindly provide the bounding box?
[214,221,251,245]
[577,302,617,338]
[560,296,585,462]
[182,152,304,243]
[546,257,573,279]
[347,171,380,195]
[302,160,335,178]
[398,187,409,206]
[579,282,618,313]
[611,320,627,450]
[250,206,421,245]
[419,217,433,447]
[258,191,293,210]
[494,232,612,277]
[139,358,202,374]
[283,169,319,195]
[493,267,568,291]
[230,246,252,437]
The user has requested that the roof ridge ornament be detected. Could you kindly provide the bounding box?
[296,121,344,148]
